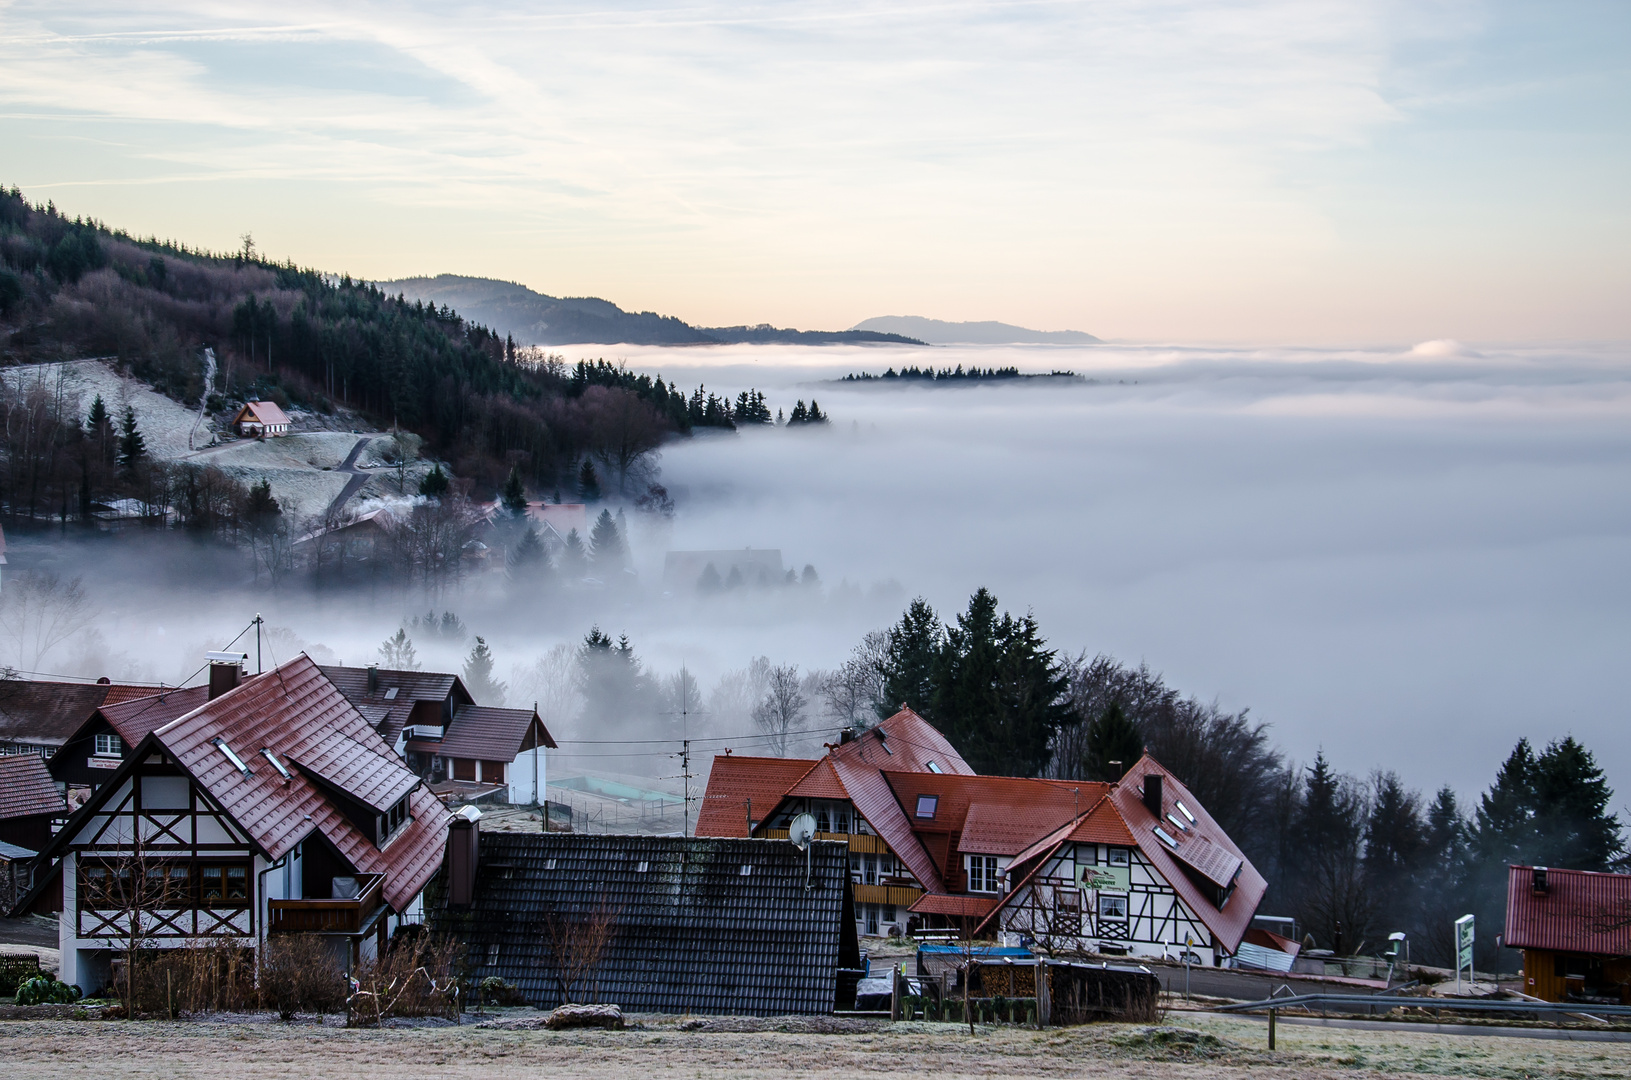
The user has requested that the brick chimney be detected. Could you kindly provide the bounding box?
[205,651,248,700]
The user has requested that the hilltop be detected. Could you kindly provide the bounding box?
[379,274,923,347]
[851,315,1099,345]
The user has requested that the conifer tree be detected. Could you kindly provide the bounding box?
[589,508,625,567]
[807,399,828,423]
[696,563,723,592]
[118,405,146,471]
[86,395,114,465]
[378,629,420,670]
[577,460,601,502]
[419,464,450,498]
[506,525,551,586]
[1081,700,1143,781]
[878,597,944,720]
[559,527,589,580]
[463,636,508,705]
[501,465,528,515]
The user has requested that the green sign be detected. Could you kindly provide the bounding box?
[1455,914,1475,970]
[1078,865,1130,892]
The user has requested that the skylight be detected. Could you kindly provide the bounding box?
[1176,800,1196,823]
[384,687,399,700]
[260,748,292,781]
[1153,826,1179,849]
[916,795,938,819]
[925,760,942,774]
[212,738,252,777]
[1166,812,1189,832]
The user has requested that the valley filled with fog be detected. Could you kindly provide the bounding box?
[14,340,1630,799]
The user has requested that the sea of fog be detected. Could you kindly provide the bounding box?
[23,339,1631,802]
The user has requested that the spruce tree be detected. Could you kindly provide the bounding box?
[507,526,551,586]
[559,527,589,580]
[463,636,508,705]
[1082,700,1143,781]
[878,597,944,720]
[696,562,723,593]
[577,460,601,501]
[87,395,114,465]
[501,465,528,515]
[419,464,450,498]
[589,508,625,567]
[118,405,146,471]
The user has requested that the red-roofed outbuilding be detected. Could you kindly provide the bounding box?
[1505,864,1631,1003]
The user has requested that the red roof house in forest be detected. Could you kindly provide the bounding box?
[232,400,291,437]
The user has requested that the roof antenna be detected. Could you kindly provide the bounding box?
[254,613,264,674]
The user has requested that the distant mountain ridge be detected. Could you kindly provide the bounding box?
[376,275,921,346]
[850,315,1099,345]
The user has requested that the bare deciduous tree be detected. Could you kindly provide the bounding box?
[752,663,807,757]
[541,898,620,1004]
[0,570,97,671]
[821,630,889,728]
[510,643,581,738]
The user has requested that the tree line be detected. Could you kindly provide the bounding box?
[0,187,797,505]
[844,590,1623,968]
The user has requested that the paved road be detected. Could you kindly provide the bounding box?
[323,436,375,517]
[1152,964,1379,1002]
[1230,1011,1631,1043]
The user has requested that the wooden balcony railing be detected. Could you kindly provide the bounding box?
[268,874,384,934]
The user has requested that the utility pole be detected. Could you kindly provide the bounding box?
[254,613,263,674]
[679,739,692,837]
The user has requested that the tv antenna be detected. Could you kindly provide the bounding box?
[789,812,817,890]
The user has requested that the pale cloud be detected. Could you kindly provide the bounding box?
[0,1,1626,340]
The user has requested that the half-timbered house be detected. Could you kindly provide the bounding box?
[695,714,1266,960]
[975,757,1267,965]
[20,654,451,994]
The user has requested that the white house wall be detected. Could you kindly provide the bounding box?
[1001,842,1218,965]
[511,747,546,804]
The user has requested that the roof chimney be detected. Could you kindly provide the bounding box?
[447,806,481,908]
[367,664,380,692]
[1143,773,1163,818]
[1532,866,1549,896]
[205,651,248,700]
[839,727,855,744]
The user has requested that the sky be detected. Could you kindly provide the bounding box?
[2,1,1628,341]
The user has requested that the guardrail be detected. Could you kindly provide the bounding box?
[1215,992,1631,1048]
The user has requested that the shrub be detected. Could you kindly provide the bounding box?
[347,933,460,1026]
[17,976,81,1006]
[259,935,348,1019]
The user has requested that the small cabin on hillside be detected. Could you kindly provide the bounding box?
[232,401,291,437]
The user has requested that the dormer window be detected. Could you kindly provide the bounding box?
[378,793,412,844]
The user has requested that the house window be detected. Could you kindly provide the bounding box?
[864,855,877,886]
[1108,847,1130,867]
[834,810,849,833]
[199,865,250,906]
[866,905,879,936]
[1056,888,1082,914]
[94,733,123,757]
[882,904,896,925]
[967,855,999,894]
[915,795,938,819]
[379,795,412,844]
[1098,894,1129,921]
[816,809,830,832]
[850,854,864,882]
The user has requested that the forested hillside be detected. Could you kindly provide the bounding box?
[0,188,772,500]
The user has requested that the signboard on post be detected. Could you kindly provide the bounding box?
[1454,914,1475,992]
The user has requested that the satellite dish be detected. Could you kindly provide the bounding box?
[789,813,817,851]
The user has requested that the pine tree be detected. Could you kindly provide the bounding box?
[696,563,723,593]
[559,527,588,580]
[1081,700,1143,781]
[577,460,601,502]
[506,525,551,585]
[463,636,508,705]
[246,479,280,517]
[589,508,625,567]
[118,405,146,471]
[419,464,450,497]
[501,465,528,515]
[87,395,114,465]
[878,597,944,720]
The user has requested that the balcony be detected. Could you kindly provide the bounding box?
[268,874,384,935]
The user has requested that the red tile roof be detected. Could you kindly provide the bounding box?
[909,893,1001,918]
[237,400,291,426]
[153,654,451,912]
[97,684,217,746]
[1504,865,1631,956]
[784,757,849,800]
[405,704,555,762]
[694,755,817,837]
[882,771,1095,858]
[1101,755,1266,953]
[0,680,159,747]
[0,754,66,820]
